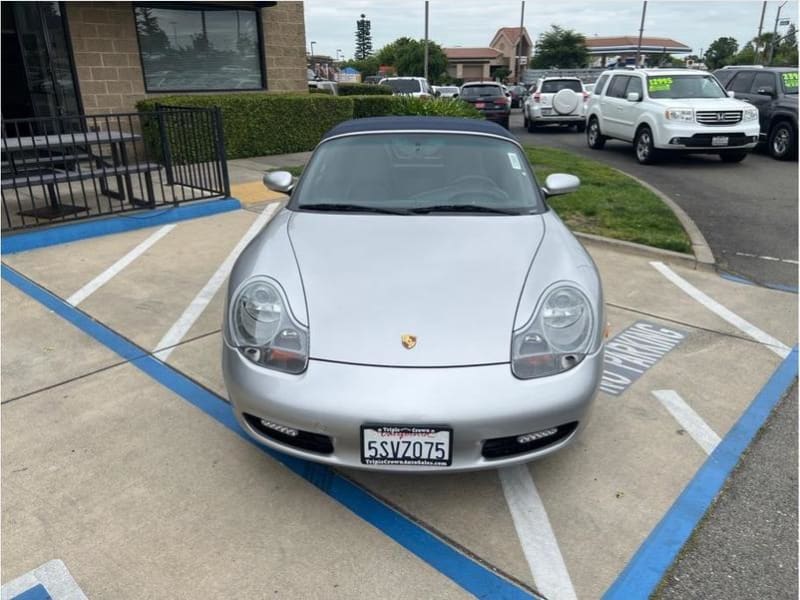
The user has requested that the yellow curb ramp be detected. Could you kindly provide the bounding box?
[230,181,286,206]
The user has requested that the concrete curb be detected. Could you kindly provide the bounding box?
[575,232,711,271]
[609,167,716,270]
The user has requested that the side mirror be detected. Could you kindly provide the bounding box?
[626,91,641,102]
[543,173,580,197]
[263,170,294,194]
[756,86,776,97]
[727,90,736,98]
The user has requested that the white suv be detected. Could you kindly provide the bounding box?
[523,77,588,132]
[585,69,760,164]
[379,77,433,97]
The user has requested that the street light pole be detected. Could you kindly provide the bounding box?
[755,1,767,64]
[310,40,316,58]
[767,1,788,65]
[635,1,648,68]
[515,1,525,84]
[423,1,429,81]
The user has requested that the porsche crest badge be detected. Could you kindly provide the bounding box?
[401,334,417,349]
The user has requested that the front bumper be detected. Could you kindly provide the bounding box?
[656,121,760,150]
[223,343,604,472]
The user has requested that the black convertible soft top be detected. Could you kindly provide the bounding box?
[321,116,517,142]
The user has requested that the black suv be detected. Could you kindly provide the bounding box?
[713,67,798,160]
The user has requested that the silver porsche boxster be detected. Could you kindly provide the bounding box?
[223,116,605,472]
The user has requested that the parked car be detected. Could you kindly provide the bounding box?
[308,80,338,95]
[585,68,760,164]
[459,81,511,128]
[507,85,528,108]
[433,85,460,98]
[224,116,604,472]
[713,66,798,160]
[379,77,433,97]
[524,77,588,132]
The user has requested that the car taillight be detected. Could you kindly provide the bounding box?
[533,93,541,103]
[582,92,589,101]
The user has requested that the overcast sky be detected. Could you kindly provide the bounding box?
[304,0,798,59]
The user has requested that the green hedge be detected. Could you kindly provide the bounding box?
[137,93,353,159]
[338,83,393,96]
[137,93,484,159]
[309,87,333,94]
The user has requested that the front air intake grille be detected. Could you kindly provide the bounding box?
[696,111,742,125]
[243,413,334,454]
[482,422,579,459]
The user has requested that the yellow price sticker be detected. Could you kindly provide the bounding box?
[648,77,673,92]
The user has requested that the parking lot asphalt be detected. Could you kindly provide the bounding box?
[2,205,796,599]
[510,112,799,291]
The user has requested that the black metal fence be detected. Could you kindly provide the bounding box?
[1,107,230,232]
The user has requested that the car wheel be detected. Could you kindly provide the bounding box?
[523,113,529,128]
[634,126,658,164]
[586,118,605,149]
[576,122,586,133]
[527,117,537,133]
[719,150,748,163]
[501,116,510,129]
[768,121,797,160]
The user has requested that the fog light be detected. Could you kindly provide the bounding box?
[516,427,558,444]
[260,419,298,437]
[669,137,680,145]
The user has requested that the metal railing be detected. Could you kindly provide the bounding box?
[1,107,230,232]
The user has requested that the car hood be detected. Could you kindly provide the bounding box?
[287,212,545,367]
[649,97,752,110]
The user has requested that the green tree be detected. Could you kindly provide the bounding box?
[135,7,170,53]
[341,56,380,76]
[492,66,511,82]
[375,37,448,81]
[704,36,739,69]
[355,14,373,59]
[774,24,798,66]
[530,26,588,69]
[732,42,757,65]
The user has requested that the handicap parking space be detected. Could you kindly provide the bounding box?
[2,206,796,599]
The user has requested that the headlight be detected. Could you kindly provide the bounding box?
[664,108,693,122]
[743,107,759,121]
[511,285,598,379]
[229,277,308,374]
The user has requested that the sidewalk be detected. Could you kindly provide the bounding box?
[228,152,311,206]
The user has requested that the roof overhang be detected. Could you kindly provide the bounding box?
[588,45,691,54]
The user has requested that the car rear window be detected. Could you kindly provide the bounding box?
[460,85,504,98]
[540,80,582,93]
[383,79,422,94]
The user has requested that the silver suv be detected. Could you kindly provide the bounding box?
[523,77,588,132]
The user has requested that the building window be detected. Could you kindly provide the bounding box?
[134,4,264,92]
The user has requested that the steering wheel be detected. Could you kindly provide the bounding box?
[449,175,509,203]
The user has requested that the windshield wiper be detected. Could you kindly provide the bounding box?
[410,204,524,215]
[297,203,412,215]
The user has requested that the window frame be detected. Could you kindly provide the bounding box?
[606,75,631,99]
[729,71,757,94]
[132,2,266,94]
[751,71,777,94]
[594,74,609,96]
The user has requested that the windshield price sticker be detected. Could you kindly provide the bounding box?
[507,152,522,170]
[648,77,673,92]
[782,72,798,88]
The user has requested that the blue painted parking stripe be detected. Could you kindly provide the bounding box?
[1,198,241,255]
[11,584,51,600]
[603,345,798,600]
[0,263,538,600]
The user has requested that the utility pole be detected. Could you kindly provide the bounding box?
[635,1,648,68]
[768,1,788,65]
[755,1,767,63]
[423,1,429,81]
[515,1,525,84]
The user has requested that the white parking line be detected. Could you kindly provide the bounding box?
[499,465,577,600]
[650,261,791,359]
[652,390,721,455]
[153,203,279,360]
[66,224,175,306]
[734,252,798,265]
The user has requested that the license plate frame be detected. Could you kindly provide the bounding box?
[711,135,729,146]
[360,425,453,467]
[475,102,486,108]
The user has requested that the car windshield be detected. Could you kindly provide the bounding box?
[383,79,422,93]
[540,80,582,93]
[291,133,544,215]
[460,85,504,98]
[647,74,726,99]
[781,71,798,94]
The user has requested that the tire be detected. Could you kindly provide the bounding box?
[523,112,529,129]
[527,117,537,133]
[576,122,586,133]
[500,116,510,129]
[768,121,797,160]
[586,117,605,149]
[719,150,748,163]
[634,126,659,164]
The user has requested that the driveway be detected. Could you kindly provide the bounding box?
[511,112,799,291]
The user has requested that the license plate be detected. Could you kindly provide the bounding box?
[541,108,553,115]
[711,136,729,146]
[361,425,452,467]
[475,102,486,108]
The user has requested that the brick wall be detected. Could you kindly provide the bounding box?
[66,2,307,115]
